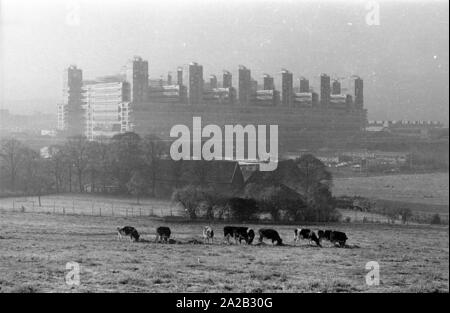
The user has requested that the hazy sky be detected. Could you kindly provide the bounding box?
[1,0,449,123]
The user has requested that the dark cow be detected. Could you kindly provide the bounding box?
[294,228,321,247]
[329,231,348,247]
[258,228,283,246]
[318,230,347,247]
[117,226,140,242]
[155,226,171,243]
[224,226,255,244]
[318,230,332,241]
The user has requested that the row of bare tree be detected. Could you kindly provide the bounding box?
[0,133,166,202]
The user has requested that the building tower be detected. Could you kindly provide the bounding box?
[125,56,148,104]
[332,80,341,95]
[281,69,293,107]
[223,70,232,88]
[177,67,183,86]
[320,74,331,107]
[263,74,274,90]
[354,77,364,108]
[210,75,218,89]
[188,62,203,104]
[167,72,172,85]
[238,65,251,106]
[59,65,83,136]
[299,77,309,93]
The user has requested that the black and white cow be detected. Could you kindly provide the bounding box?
[223,226,255,244]
[202,226,214,244]
[318,230,347,247]
[117,226,140,242]
[155,226,171,243]
[294,228,321,247]
[258,228,283,246]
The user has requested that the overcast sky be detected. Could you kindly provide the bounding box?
[1,0,448,123]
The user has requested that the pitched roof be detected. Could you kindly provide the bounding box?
[154,159,242,185]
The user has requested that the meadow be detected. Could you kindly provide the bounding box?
[333,172,449,216]
[0,210,448,293]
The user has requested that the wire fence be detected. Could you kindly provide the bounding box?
[0,196,184,218]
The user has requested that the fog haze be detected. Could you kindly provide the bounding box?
[1,0,448,123]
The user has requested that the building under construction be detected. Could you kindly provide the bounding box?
[58,57,367,152]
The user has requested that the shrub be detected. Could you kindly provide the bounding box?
[430,214,441,225]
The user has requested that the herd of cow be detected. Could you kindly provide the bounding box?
[117,225,349,247]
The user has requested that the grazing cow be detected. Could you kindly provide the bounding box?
[318,230,332,241]
[202,226,214,244]
[258,228,283,246]
[294,228,321,247]
[155,226,171,243]
[318,230,347,247]
[117,226,140,242]
[330,231,348,247]
[223,226,255,244]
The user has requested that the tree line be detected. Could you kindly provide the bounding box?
[0,133,338,222]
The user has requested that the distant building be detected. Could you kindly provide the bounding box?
[58,65,84,136]
[293,92,314,107]
[330,94,347,109]
[223,70,232,88]
[124,56,148,104]
[332,80,341,95]
[83,81,131,140]
[354,77,364,108]
[250,89,280,106]
[263,74,274,90]
[203,87,236,105]
[238,65,251,106]
[299,78,310,93]
[281,69,293,107]
[250,79,258,95]
[209,75,218,89]
[177,67,183,86]
[188,62,204,105]
[320,74,331,107]
[154,159,245,197]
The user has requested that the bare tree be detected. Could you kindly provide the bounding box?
[64,136,89,193]
[0,138,26,190]
[141,134,166,197]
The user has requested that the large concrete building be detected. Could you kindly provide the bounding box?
[332,80,341,95]
[58,57,367,153]
[281,69,293,107]
[125,56,148,104]
[83,81,131,140]
[354,77,364,108]
[223,70,232,88]
[238,65,251,106]
[188,62,204,105]
[263,74,275,90]
[320,74,331,107]
[299,77,310,93]
[57,65,84,136]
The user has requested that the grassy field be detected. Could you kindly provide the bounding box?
[0,211,448,293]
[0,193,179,217]
[333,172,449,215]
